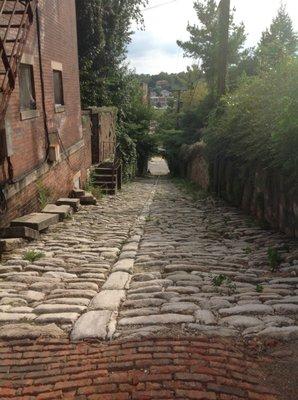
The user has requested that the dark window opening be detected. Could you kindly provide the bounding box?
[53,70,64,106]
[19,64,36,111]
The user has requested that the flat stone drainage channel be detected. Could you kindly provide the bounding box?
[71,179,159,341]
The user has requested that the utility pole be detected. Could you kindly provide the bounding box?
[175,89,182,129]
[217,0,230,97]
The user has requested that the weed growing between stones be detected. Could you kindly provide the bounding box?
[36,181,51,209]
[212,274,237,294]
[64,213,74,221]
[85,173,104,200]
[23,250,45,263]
[256,284,264,293]
[212,274,227,287]
[244,246,252,255]
[268,247,282,272]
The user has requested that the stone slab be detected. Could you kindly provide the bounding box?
[90,290,126,311]
[0,238,25,253]
[103,272,131,290]
[118,313,194,326]
[188,324,237,337]
[257,326,298,340]
[0,313,36,323]
[42,204,72,220]
[36,313,80,324]
[112,259,134,274]
[0,226,40,241]
[80,192,97,205]
[195,310,217,325]
[161,302,199,315]
[56,198,80,212]
[220,315,263,328]
[34,304,86,314]
[71,310,112,341]
[0,323,65,339]
[11,213,59,232]
[72,189,85,198]
[219,304,274,316]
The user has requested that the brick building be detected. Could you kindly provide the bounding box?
[0,0,92,228]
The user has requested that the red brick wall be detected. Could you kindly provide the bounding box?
[0,0,92,228]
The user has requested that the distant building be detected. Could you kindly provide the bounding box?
[150,95,174,109]
[156,80,169,88]
[160,89,171,98]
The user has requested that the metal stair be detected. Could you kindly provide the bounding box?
[0,0,38,121]
[93,161,121,196]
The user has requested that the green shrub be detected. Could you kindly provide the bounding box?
[268,247,282,272]
[204,59,298,188]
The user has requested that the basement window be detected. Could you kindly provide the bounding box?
[53,70,64,107]
[19,63,36,111]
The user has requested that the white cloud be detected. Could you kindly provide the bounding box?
[128,0,298,74]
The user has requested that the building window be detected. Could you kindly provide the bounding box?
[53,70,64,106]
[19,64,36,111]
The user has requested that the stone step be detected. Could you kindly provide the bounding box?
[0,238,26,253]
[94,167,114,174]
[80,192,97,206]
[41,205,72,221]
[71,189,85,198]
[0,226,40,241]
[93,174,116,182]
[94,181,117,189]
[10,213,59,232]
[56,198,80,212]
[100,188,117,196]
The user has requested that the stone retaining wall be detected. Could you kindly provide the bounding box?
[179,143,298,238]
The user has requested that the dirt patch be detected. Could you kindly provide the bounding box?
[260,340,298,400]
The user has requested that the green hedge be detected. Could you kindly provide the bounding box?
[204,59,298,187]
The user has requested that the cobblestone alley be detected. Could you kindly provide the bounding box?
[0,159,297,399]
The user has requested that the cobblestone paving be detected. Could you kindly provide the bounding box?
[0,180,156,338]
[0,158,297,399]
[0,337,280,400]
[115,178,298,341]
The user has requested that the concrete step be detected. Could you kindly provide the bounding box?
[42,205,73,221]
[10,213,59,232]
[56,198,80,212]
[0,226,40,241]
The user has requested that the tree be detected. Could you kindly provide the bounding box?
[177,0,246,96]
[76,0,147,108]
[256,4,297,70]
[122,82,157,176]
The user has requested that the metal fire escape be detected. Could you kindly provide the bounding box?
[0,0,38,121]
[0,0,37,213]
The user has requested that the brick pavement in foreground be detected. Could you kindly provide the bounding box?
[0,336,279,400]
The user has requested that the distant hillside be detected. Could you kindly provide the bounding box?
[135,72,189,92]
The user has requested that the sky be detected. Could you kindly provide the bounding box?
[127,0,298,74]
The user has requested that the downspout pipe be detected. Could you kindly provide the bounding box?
[36,3,50,161]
